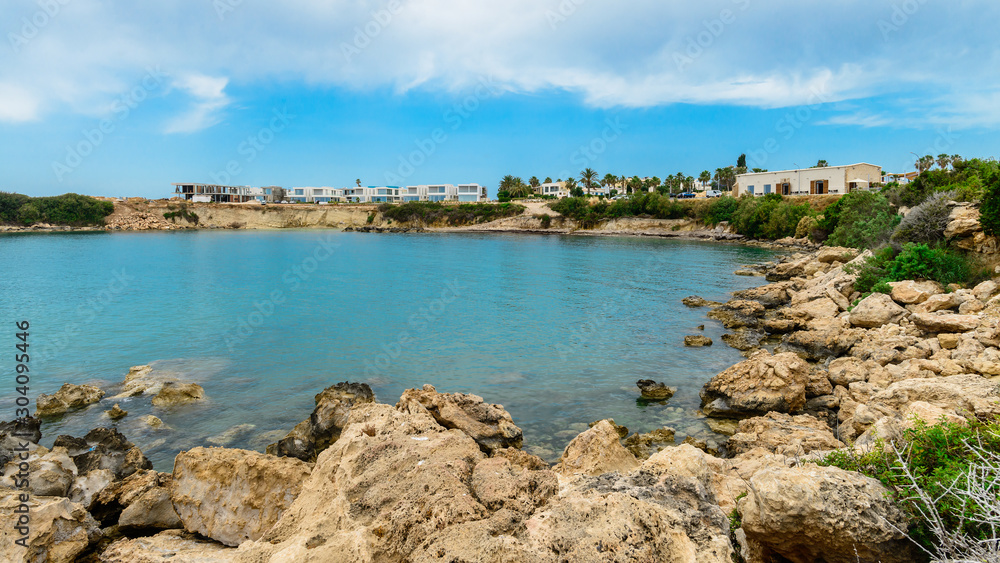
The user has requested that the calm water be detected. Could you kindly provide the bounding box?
[0,230,774,470]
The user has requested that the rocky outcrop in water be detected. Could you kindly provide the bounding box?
[635,379,676,400]
[266,381,375,461]
[397,384,523,453]
[35,383,105,417]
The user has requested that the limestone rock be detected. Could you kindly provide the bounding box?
[798,296,840,320]
[635,379,676,400]
[732,281,794,308]
[973,279,998,302]
[106,403,127,420]
[910,312,980,333]
[779,319,866,361]
[151,381,205,407]
[707,299,766,329]
[0,494,101,563]
[0,416,42,444]
[869,374,1000,421]
[681,295,721,308]
[913,292,961,313]
[266,381,375,461]
[816,246,858,263]
[470,456,558,515]
[683,334,713,346]
[849,292,907,328]
[555,420,639,477]
[740,465,920,563]
[53,427,152,480]
[622,427,676,459]
[700,350,809,418]
[119,485,183,533]
[170,447,313,546]
[2,446,77,497]
[888,279,942,304]
[726,413,843,457]
[397,384,522,454]
[944,205,981,239]
[67,468,114,511]
[91,469,167,525]
[35,383,105,417]
[99,529,237,562]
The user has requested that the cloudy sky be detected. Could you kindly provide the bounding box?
[2,0,999,197]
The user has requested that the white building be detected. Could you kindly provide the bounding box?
[537,182,569,198]
[172,183,272,203]
[287,187,344,203]
[401,184,487,202]
[734,163,881,197]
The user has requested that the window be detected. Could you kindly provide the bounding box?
[747,185,754,195]
[764,184,772,194]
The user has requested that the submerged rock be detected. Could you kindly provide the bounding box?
[151,381,205,407]
[267,381,375,462]
[636,379,676,401]
[35,383,105,417]
[622,427,676,460]
[682,295,721,308]
[397,384,523,454]
[684,335,713,347]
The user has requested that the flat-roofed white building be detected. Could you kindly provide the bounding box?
[401,184,486,202]
[537,182,569,198]
[287,187,344,203]
[339,186,402,203]
[734,163,881,197]
[172,183,271,203]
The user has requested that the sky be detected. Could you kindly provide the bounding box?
[2,0,999,199]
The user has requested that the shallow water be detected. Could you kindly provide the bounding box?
[0,229,775,469]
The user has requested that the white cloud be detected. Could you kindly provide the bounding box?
[164,74,231,134]
[0,0,998,128]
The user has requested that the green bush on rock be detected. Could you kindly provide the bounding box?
[0,192,114,226]
[846,243,973,295]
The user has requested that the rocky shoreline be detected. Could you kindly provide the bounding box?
[4,240,1000,562]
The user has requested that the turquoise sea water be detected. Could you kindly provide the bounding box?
[1,230,774,470]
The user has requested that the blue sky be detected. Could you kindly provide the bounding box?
[2,0,999,198]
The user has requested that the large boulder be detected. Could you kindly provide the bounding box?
[234,402,732,563]
[740,465,921,563]
[170,447,313,547]
[888,279,942,304]
[99,529,236,562]
[397,384,523,454]
[778,318,866,361]
[944,204,981,239]
[554,420,639,478]
[53,427,152,480]
[816,246,859,264]
[700,350,809,418]
[1,446,77,497]
[0,493,102,563]
[725,413,843,457]
[151,381,205,407]
[910,312,980,333]
[0,416,42,444]
[119,485,183,533]
[266,381,375,462]
[849,292,907,328]
[91,469,168,525]
[732,281,795,308]
[35,383,105,417]
[869,374,1000,421]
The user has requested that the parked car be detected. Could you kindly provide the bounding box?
[705,190,723,198]
[677,192,696,199]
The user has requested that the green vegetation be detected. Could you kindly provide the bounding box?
[163,208,199,224]
[0,192,114,226]
[729,193,812,240]
[538,214,552,229]
[817,191,900,248]
[846,243,976,296]
[817,416,1000,555]
[377,202,525,226]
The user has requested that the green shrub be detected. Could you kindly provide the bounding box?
[825,191,900,249]
[891,191,954,244]
[846,243,972,294]
[795,215,818,238]
[378,202,525,226]
[163,208,200,224]
[701,196,740,226]
[0,192,113,226]
[817,416,1000,553]
[539,214,552,229]
[980,162,1000,236]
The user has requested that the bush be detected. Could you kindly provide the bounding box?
[891,191,954,244]
[701,196,740,226]
[817,416,1000,557]
[846,243,972,294]
[825,191,900,249]
[378,202,525,226]
[0,192,114,226]
[539,214,552,228]
[795,215,818,238]
[980,162,1000,236]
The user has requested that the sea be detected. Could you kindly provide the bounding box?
[0,229,776,470]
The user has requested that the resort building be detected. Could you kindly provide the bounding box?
[172,183,272,203]
[733,163,881,197]
[536,182,569,198]
[882,172,917,185]
[402,184,487,202]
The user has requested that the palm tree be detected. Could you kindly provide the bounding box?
[619,175,628,192]
[579,168,598,194]
[356,179,361,187]
[544,177,553,183]
[936,154,951,170]
[916,155,934,174]
[602,173,617,191]
[699,170,711,189]
[564,178,581,197]
[714,168,724,191]
[529,176,540,188]
[950,155,962,169]
[686,176,695,191]
[815,160,829,168]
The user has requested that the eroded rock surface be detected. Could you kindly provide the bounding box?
[35,383,105,417]
[266,381,375,461]
[700,350,809,418]
[397,384,523,453]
